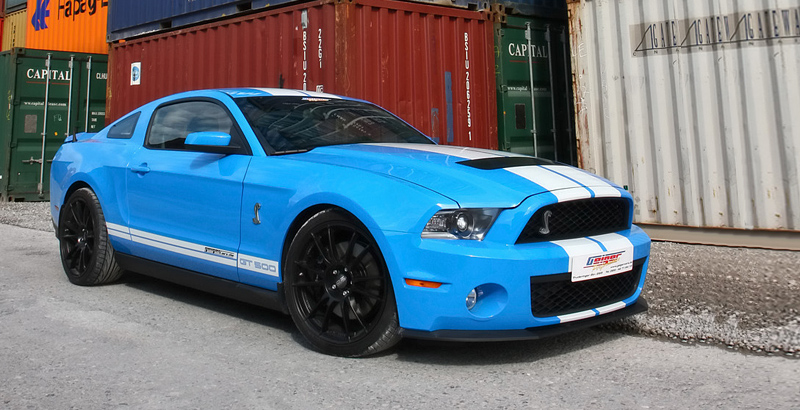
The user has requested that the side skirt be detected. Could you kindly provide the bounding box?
[116,253,288,314]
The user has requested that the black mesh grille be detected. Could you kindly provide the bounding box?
[530,259,644,318]
[517,198,629,244]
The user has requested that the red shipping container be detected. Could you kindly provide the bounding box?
[108,0,497,149]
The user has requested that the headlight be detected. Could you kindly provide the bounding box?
[422,208,501,240]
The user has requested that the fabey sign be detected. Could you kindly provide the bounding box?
[26,0,109,54]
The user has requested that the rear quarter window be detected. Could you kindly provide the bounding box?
[107,112,141,139]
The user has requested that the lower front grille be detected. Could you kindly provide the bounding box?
[530,258,645,318]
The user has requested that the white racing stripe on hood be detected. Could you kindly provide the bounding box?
[590,233,635,251]
[508,166,592,202]
[551,237,605,260]
[543,165,621,198]
[366,144,525,160]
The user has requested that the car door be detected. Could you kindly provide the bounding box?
[125,99,251,281]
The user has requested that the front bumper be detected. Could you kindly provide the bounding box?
[400,297,647,341]
[383,221,651,333]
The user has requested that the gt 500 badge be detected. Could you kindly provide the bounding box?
[571,247,634,282]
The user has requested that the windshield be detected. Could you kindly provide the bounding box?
[235,96,434,154]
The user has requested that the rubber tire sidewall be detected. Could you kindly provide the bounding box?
[59,188,122,286]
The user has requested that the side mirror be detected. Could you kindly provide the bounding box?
[185,131,241,154]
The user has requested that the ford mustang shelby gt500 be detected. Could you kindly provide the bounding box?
[51,88,650,357]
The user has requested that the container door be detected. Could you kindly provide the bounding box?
[5,52,72,201]
[72,57,107,135]
[495,16,575,164]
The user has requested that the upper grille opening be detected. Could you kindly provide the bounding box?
[517,197,630,244]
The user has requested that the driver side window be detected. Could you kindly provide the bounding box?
[146,101,236,150]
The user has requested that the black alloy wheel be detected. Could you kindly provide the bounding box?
[285,209,401,357]
[58,188,122,286]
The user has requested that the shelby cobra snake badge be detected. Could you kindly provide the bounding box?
[253,203,262,225]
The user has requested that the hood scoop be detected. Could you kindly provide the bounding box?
[457,156,559,170]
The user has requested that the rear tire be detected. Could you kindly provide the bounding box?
[284,209,401,357]
[58,188,123,286]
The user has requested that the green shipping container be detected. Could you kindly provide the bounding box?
[495,16,576,164]
[0,48,107,201]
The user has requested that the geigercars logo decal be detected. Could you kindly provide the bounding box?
[585,251,625,269]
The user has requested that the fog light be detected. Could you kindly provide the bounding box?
[466,287,482,310]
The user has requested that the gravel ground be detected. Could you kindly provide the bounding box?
[2,201,798,357]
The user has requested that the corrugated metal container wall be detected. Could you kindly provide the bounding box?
[335,0,496,146]
[24,0,108,54]
[568,0,800,234]
[0,8,24,51]
[107,0,289,41]
[108,0,497,148]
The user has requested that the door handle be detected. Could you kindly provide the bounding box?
[130,164,150,174]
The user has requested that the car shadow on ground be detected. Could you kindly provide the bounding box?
[118,272,296,333]
[118,272,629,364]
[390,329,627,365]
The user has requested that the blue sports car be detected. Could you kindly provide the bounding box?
[50,88,650,357]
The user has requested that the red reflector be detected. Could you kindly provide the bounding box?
[405,279,442,289]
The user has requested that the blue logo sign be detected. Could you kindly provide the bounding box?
[31,0,51,31]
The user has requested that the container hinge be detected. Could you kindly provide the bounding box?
[22,157,43,165]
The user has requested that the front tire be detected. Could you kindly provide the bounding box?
[58,188,123,286]
[284,209,401,357]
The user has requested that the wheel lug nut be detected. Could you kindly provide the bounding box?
[332,284,337,289]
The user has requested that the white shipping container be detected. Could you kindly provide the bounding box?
[567,0,800,248]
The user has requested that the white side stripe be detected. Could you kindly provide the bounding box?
[238,254,280,277]
[133,235,238,267]
[106,222,132,241]
[508,166,592,202]
[110,224,280,276]
[130,228,218,255]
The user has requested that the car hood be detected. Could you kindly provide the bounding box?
[287,143,623,208]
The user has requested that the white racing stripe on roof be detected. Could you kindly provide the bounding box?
[250,88,342,99]
[252,88,307,97]
[543,165,621,198]
[508,166,592,202]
